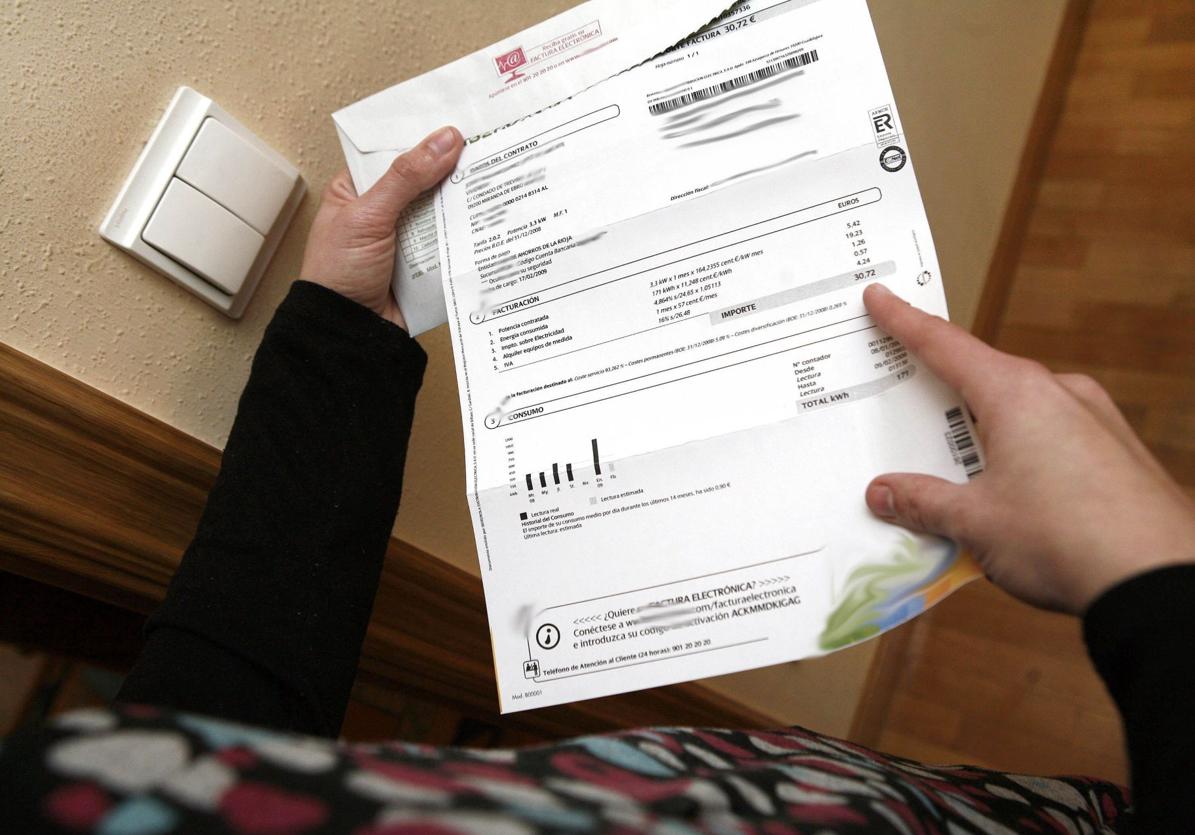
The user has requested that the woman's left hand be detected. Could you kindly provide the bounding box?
[299,126,463,330]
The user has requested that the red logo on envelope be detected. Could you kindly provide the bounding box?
[495,47,527,82]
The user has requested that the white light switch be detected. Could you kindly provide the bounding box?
[98,87,305,318]
[177,118,298,236]
[144,178,264,296]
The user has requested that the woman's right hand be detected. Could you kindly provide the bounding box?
[862,283,1195,615]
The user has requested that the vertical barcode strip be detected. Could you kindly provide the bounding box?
[945,406,984,478]
[648,50,820,116]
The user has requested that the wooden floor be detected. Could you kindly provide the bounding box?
[857,0,1195,785]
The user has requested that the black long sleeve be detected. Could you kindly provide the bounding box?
[115,281,426,737]
[1084,564,1195,832]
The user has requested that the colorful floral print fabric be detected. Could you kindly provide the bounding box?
[1,704,1128,834]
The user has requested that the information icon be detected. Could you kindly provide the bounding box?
[535,623,560,650]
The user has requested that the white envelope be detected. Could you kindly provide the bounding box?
[332,0,734,334]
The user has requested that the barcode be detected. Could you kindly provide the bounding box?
[649,50,820,116]
[945,406,984,479]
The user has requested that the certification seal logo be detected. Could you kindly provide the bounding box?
[868,104,900,147]
[879,145,907,173]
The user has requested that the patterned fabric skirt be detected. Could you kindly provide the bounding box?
[1,704,1129,833]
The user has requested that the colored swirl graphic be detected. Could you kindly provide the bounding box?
[818,535,980,651]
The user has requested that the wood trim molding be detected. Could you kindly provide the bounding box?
[849,0,1093,748]
[970,0,1092,344]
[0,341,775,737]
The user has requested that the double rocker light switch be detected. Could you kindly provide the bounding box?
[99,87,305,318]
[143,178,264,297]
[176,118,298,236]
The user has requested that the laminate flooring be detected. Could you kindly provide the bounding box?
[859,0,1195,785]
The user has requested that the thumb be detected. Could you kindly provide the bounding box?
[358,126,463,230]
[865,473,974,542]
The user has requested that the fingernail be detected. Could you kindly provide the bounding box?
[427,126,458,158]
[868,484,896,517]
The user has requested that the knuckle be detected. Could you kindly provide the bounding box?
[1018,357,1053,380]
[894,482,933,531]
[892,479,973,538]
[1059,372,1111,405]
[888,316,933,357]
[944,501,974,545]
[388,154,422,184]
[900,320,931,350]
[389,146,438,187]
[1003,358,1054,399]
[1057,371,1092,390]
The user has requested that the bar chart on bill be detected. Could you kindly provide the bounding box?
[506,436,619,505]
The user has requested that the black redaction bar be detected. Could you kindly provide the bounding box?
[592,438,601,476]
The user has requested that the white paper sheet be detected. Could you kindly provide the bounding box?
[435,0,985,712]
[333,0,733,334]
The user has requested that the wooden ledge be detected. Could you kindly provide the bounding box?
[0,341,775,737]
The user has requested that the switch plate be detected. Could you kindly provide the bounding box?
[99,87,305,318]
[177,118,298,236]
[144,178,265,296]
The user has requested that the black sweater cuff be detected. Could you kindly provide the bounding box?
[1084,563,1195,831]
[280,280,423,348]
[118,280,426,737]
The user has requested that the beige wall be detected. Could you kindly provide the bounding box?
[1,0,1063,734]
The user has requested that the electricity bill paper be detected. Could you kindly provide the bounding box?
[333,0,732,335]
[435,0,985,713]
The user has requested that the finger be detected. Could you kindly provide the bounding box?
[359,126,463,229]
[1055,373,1182,491]
[866,473,977,543]
[863,283,1010,415]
